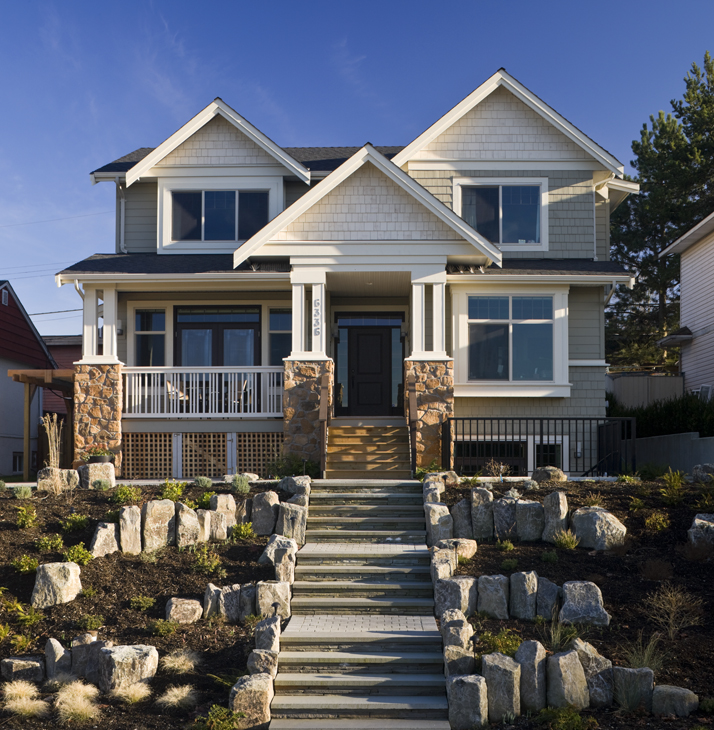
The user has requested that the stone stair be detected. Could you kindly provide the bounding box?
[325,425,412,480]
[270,479,449,728]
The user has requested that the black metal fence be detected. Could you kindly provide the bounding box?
[443,417,636,477]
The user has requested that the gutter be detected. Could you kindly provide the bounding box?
[56,272,291,286]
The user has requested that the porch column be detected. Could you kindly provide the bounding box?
[433,281,447,358]
[102,286,118,360]
[310,282,327,357]
[411,282,426,357]
[291,283,306,356]
[82,287,99,360]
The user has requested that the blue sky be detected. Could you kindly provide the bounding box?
[1,0,712,336]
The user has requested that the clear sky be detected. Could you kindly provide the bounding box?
[1,0,712,336]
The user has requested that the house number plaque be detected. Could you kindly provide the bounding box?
[313,298,321,338]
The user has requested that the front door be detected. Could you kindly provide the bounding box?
[348,327,392,417]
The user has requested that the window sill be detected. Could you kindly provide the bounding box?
[454,382,572,398]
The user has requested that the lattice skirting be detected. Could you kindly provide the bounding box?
[236,432,284,476]
[123,433,173,480]
[182,433,227,478]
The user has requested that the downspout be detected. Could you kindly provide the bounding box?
[74,280,85,300]
[592,188,598,261]
[116,177,127,253]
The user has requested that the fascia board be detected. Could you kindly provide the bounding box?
[660,210,714,258]
[56,272,290,286]
[447,273,634,286]
[607,179,640,194]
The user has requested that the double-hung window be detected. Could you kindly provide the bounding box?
[135,310,166,366]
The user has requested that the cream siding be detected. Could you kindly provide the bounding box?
[569,287,604,360]
[595,197,610,261]
[122,182,158,253]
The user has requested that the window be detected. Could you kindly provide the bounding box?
[135,310,165,366]
[468,296,553,381]
[1,289,8,306]
[12,452,22,474]
[172,190,269,242]
[269,309,292,366]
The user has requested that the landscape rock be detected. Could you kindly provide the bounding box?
[236,497,252,524]
[537,576,561,620]
[287,494,308,507]
[451,499,474,539]
[443,645,475,677]
[440,608,475,650]
[516,499,545,541]
[97,645,158,692]
[196,509,211,542]
[176,503,200,547]
[482,652,521,722]
[510,571,538,620]
[119,505,141,555]
[45,638,72,679]
[542,491,568,543]
[275,502,308,545]
[252,491,280,535]
[256,580,291,619]
[570,638,613,708]
[219,584,242,623]
[210,493,237,532]
[477,574,510,619]
[559,581,611,626]
[423,486,442,503]
[532,466,567,483]
[273,548,295,584]
[435,576,478,618]
[254,615,280,652]
[547,650,589,709]
[446,674,488,730]
[73,637,113,684]
[70,633,97,677]
[258,534,299,565]
[571,507,627,550]
[279,475,311,495]
[31,562,82,608]
[209,511,228,541]
[515,640,547,713]
[78,462,115,490]
[431,546,457,573]
[0,656,45,682]
[613,667,654,712]
[203,583,221,619]
[247,649,279,678]
[89,522,120,558]
[141,499,176,551]
[239,583,257,622]
[688,513,714,549]
[652,685,699,716]
[436,538,477,560]
[426,470,459,487]
[37,467,79,492]
[431,555,453,583]
[424,502,453,545]
[471,487,494,540]
[229,672,274,729]
[423,477,445,496]
[521,479,539,491]
[692,463,714,482]
[166,598,203,624]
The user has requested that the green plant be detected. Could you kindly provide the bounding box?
[415,458,441,481]
[265,451,319,479]
[231,475,250,495]
[617,473,638,484]
[105,509,121,523]
[538,613,578,652]
[553,529,580,550]
[196,491,216,510]
[191,544,226,578]
[699,697,714,714]
[0,479,6,492]
[695,488,714,511]
[16,505,38,529]
[82,446,113,460]
[60,513,89,532]
[500,558,518,571]
[0,623,11,641]
[457,555,470,565]
[540,549,558,563]
[537,705,597,729]
[63,542,93,565]
[13,485,33,500]
[109,484,142,505]
[35,533,64,552]
[620,630,666,674]
[161,479,187,502]
[140,549,161,564]
[642,582,704,639]
[496,539,514,552]
[242,614,263,630]
[662,466,685,489]
[82,586,97,598]
[76,614,104,631]
[475,628,521,659]
[11,555,38,573]
[644,511,670,531]
[638,462,669,481]
[151,619,179,637]
[629,496,645,512]
[194,476,213,490]
[92,478,112,491]
[231,522,255,540]
[193,704,246,729]
[130,595,156,611]
[10,634,34,653]
[660,484,686,507]
[583,491,603,506]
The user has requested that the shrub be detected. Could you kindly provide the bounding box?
[496,540,514,552]
[500,558,518,571]
[194,476,213,490]
[620,630,666,674]
[699,697,714,714]
[638,462,669,481]
[151,620,178,637]
[160,648,202,674]
[617,474,638,484]
[231,475,250,495]
[540,550,558,563]
[457,555,470,565]
[16,505,38,529]
[660,482,686,507]
[11,604,43,628]
[92,478,112,491]
[537,705,597,729]
[130,595,156,611]
[35,534,64,553]
[231,522,255,540]
[11,555,38,573]
[696,489,714,511]
[55,680,100,723]
[76,615,104,631]
[475,628,521,658]
[644,511,670,531]
[10,634,34,653]
[193,704,246,729]
[155,684,198,709]
[629,496,645,512]
[2,680,50,718]
[109,484,141,505]
[63,542,93,565]
[482,457,512,478]
[265,452,319,479]
[196,491,215,510]
[110,682,151,704]
[13,485,33,500]
[105,509,121,523]
[160,479,187,502]
[0,479,5,492]
[191,544,225,577]
[553,529,580,550]
[642,582,704,639]
[415,458,441,481]
[0,623,11,641]
[583,491,602,507]
[60,513,89,532]
[82,586,97,598]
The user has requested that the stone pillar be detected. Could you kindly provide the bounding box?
[73,364,123,472]
[405,359,454,468]
[283,360,333,464]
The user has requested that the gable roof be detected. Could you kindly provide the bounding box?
[392,69,625,175]
[125,98,311,186]
[660,209,714,257]
[233,144,502,267]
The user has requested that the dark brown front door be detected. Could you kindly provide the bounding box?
[348,327,392,417]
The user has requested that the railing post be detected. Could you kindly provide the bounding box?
[442,418,452,471]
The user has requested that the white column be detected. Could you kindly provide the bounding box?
[411,282,426,357]
[102,286,118,360]
[433,281,446,357]
[82,287,98,360]
[291,283,306,356]
[311,282,326,356]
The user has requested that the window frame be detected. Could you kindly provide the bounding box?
[453,177,549,252]
[268,308,292,366]
[134,309,166,367]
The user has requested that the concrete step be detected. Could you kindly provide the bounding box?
[296,546,430,566]
[307,517,426,530]
[304,530,426,543]
[270,694,449,719]
[328,427,408,436]
[294,565,431,581]
[269,720,450,730]
[308,504,424,515]
[281,630,442,652]
[278,650,443,672]
[292,580,433,598]
[274,672,446,695]
[323,461,411,472]
[311,480,420,492]
[326,453,411,463]
[290,596,434,615]
[327,443,410,453]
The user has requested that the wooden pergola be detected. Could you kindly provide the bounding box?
[7,369,74,480]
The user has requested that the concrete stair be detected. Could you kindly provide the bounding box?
[325,426,412,480]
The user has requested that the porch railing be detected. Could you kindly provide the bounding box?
[123,367,284,418]
[443,417,636,477]
[406,373,418,476]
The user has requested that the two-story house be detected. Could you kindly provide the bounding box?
[57,69,637,479]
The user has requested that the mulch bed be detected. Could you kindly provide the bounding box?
[0,481,275,728]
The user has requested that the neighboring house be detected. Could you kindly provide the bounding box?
[56,69,638,479]
[660,211,714,396]
[0,281,56,476]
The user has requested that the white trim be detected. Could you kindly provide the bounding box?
[453,176,549,252]
[454,383,572,398]
[126,99,310,186]
[569,359,608,367]
[172,433,183,478]
[233,144,502,268]
[407,160,609,172]
[58,273,290,286]
[446,273,634,286]
[393,69,624,175]
[661,209,714,257]
[226,433,237,475]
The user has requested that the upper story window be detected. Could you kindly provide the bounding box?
[172,190,269,242]
[454,177,549,252]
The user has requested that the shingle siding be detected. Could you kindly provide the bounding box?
[569,287,604,360]
[122,182,157,253]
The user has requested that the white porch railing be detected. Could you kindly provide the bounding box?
[123,367,284,418]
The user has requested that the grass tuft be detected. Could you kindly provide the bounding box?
[496,539,514,552]
[155,684,198,710]
[63,542,93,565]
[129,595,156,611]
[620,630,666,674]
[55,680,100,724]
[552,529,580,550]
[160,648,202,674]
[110,682,152,704]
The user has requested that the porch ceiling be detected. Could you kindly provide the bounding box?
[326,271,411,297]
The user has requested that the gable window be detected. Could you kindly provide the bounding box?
[172,190,269,242]
[135,310,165,366]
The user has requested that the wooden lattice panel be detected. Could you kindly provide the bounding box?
[123,433,172,480]
[182,433,227,478]
[236,432,284,477]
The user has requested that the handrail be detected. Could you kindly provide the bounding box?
[318,372,330,477]
[406,372,418,476]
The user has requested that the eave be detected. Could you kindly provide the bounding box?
[660,210,714,257]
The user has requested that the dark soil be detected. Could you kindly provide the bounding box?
[0,481,275,728]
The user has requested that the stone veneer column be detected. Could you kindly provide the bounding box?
[73,364,123,472]
[404,360,454,468]
[283,360,334,464]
